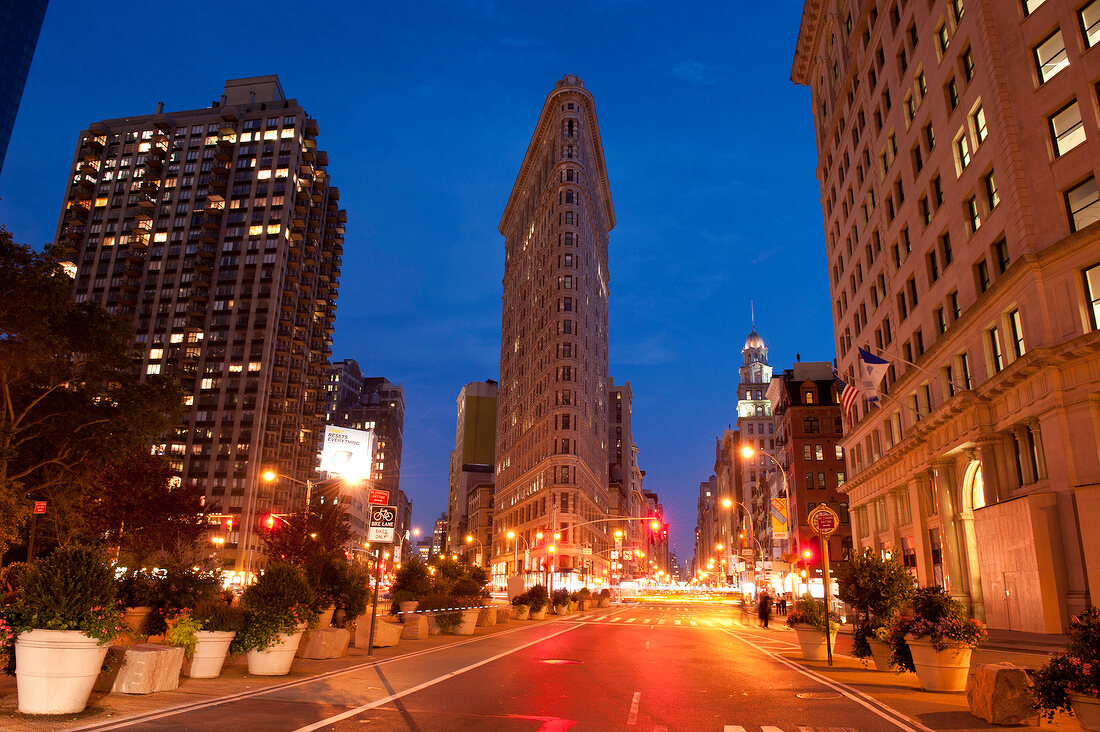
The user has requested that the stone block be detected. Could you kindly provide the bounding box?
[966,663,1039,726]
[351,617,402,648]
[401,615,429,640]
[495,607,510,624]
[477,607,497,627]
[296,628,349,659]
[95,643,184,694]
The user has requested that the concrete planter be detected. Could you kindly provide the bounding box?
[454,610,479,636]
[1070,693,1100,731]
[511,604,530,620]
[15,630,109,714]
[397,601,419,622]
[906,636,973,692]
[183,630,235,678]
[553,604,568,615]
[317,605,336,628]
[867,638,894,671]
[246,626,305,676]
[599,598,611,608]
[530,607,547,620]
[791,624,837,662]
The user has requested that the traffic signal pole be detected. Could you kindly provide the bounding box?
[366,546,382,656]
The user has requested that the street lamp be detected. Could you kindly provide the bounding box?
[506,530,530,578]
[740,444,793,590]
[465,534,484,566]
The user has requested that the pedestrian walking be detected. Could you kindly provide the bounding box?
[779,595,787,616]
[757,590,772,629]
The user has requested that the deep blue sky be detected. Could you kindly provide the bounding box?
[0,1,834,564]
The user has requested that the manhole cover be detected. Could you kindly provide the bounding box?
[796,692,842,700]
[539,659,582,665]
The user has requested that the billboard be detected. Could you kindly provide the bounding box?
[770,496,788,541]
[319,425,375,479]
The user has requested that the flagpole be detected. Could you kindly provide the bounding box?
[862,343,973,395]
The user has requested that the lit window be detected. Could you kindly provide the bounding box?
[170,333,183,343]
[1084,263,1100,330]
[281,128,295,139]
[1066,177,1100,231]
[267,224,281,234]
[1050,101,1085,156]
[201,378,216,389]
[154,232,168,242]
[989,327,1004,372]
[149,348,163,360]
[249,225,263,236]
[264,130,278,140]
[956,135,971,171]
[146,364,161,375]
[1082,0,1100,48]
[258,169,272,180]
[986,172,1000,209]
[972,105,987,143]
[967,196,982,232]
[1035,31,1068,83]
[276,168,289,178]
[249,361,262,371]
[1023,0,1046,15]
[1010,309,1026,357]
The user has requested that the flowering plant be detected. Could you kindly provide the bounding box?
[906,616,987,650]
[164,610,203,659]
[882,587,981,672]
[786,594,840,632]
[1033,608,1100,720]
[0,614,16,674]
[229,564,316,654]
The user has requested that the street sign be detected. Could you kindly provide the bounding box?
[808,504,839,537]
[741,548,754,558]
[610,550,619,560]
[32,501,46,515]
[623,550,633,560]
[367,505,396,543]
[367,488,389,505]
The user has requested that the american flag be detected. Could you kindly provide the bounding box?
[835,375,859,416]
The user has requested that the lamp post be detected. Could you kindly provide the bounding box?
[740,445,792,592]
[465,534,484,566]
[506,530,530,579]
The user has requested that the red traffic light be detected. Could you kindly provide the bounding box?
[801,547,816,564]
[264,514,276,530]
[649,520,660,531]
[224,516,234,531]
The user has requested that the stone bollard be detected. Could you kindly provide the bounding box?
[296,628,350,659]
[966,663,1039,726]
[477,606,497,627]
[95,644,184,694]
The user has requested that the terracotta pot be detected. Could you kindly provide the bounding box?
[905,636,973,692]
[122,606,154,635]
[791,624,837,662]
[1069,693,1100,731]
[317,605,336,628]
[183,630,235,679]
[246,627,305,676]
[867,638,894,671]
[15,629,109,714]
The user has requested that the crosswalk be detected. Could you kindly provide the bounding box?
[569,614,746,629]
[721,727,858,732]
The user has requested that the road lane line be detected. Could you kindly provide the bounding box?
[723,726,746,732]
[675,619,682,625]
[689,620,698,626]
[642,618,651,623]
[291,624,584,732]
[626,691,641,726]
[722,628,935,732]
[609,617,622,622]
[658,619,666,624]
[645,640,650,649]
[626,617,637,623]
[761,727,785,732]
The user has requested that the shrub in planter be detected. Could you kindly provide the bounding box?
[550,588,570,611]
[333,560,372,624]
[147,565,222,635]
[418,594,462,633]
[230,564,316,655]
[785,594,840,633]
[835,548,914,662]
[526,584,550,614]
[510,592,530,607]
[1033,607,1100,723]
[389,558,432,615]
[882,587,985,673]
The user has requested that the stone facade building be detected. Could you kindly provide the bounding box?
[793,0,1100,633]
[447,379,498,566]
[53,76,344,579]
[493,75,616,588]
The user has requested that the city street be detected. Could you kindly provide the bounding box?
[50,602,953,732]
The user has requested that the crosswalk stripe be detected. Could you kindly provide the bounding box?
[675,619,682,625]
[689,620,698,626]
[609,617,621,622]
[626,618,636,623]
[762,727,786,732]
[658,619,666,624]
[723,726,746,732]
[643,618,651,623]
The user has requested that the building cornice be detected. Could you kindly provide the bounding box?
[791,0,828,86]
[499,78,616,235]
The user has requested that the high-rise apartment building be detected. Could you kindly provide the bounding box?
[323,361,409,553]
[735,329,776,554]
[0,0,47,177]
[447,379,498,566]
[608,379,646,577]
[493,75,616,588]
[53,76,344,578]
[793,0,1100,633]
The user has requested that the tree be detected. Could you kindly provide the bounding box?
[0,227,183,555]
[835,548,916,658]
[259,499,353,568]
[73,450,213,569]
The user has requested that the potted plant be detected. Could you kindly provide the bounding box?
[451,578,484,635]
[883,587,986,692]
[551,588,571,615]
[527,584,550,620]
[165,600,245,679]
[575,588,592,610]
[332,559,371,628]
[598,588,612,608]
[786,594,840,661]
[146,564,222,637]
[9,545,125,714]
[835,549,915,671]
[117,570,159,635]
[389,558,431,620]
[418,594,462,635]
[510,592,531,620]
[230,563,316,676]
[1033,607,1100,729]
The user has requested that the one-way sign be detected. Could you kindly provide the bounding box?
[368,505,397,543]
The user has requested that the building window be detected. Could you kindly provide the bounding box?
[994,238,1010,273]
[947,77,959,110]
[815,444,825,461]
[972,104,987,144]
[959,351,972,388]
[928,249,940,282]
[1084,262,1100,329]
[1066,177,1100,231]
[935,307,947,334]
[938,25,950,54]
[990,327,1004,372]
[977,259,991,292]
[962,47,975,81]
[956,134,971,171]
[985,171,1000,210]
[1083,1,1100,47]
[1050,101,1086,156]
[1035,31,1069,83]
[804,444,813,461]
[1010,309,1026,357]
[817,472,827,489]
[967,196,982,232]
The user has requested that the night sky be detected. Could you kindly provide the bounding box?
[0,2,834,565]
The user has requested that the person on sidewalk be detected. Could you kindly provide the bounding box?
[757,590,772,629]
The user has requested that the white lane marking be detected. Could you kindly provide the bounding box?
[626,617,637,623]
[689,620,698,626]
[626,691,641,726]
[643,618,651,624]
[658,619,666,624]
[291,624,583,732]
[722,628,934,732]
[645,640,650,649]
[609,617,622,623]
[675,619,682,625]
[723,726,746,732]
[762,727,786,732]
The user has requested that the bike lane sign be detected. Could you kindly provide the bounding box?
[368,505,397,543]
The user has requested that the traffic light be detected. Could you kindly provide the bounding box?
[223,516,234,532]
[263,514,276,530]
[801,546,816,565]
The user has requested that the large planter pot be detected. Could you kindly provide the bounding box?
[905,636,973,692]
[1070,693,1100,731]
[791,624,837,662]
[867,638,894,671]
[122,606,154,635]
[575,599,588,611]
[317,605,336,628]
[512,605,530,620]
[599,598,611,608]
[15,629,110,715]
[246,627,305,676]
[454,610,479,636]
[397,600,419,622]
[553,604,568,616]
[183,630,236,679]
[530,607,547,620]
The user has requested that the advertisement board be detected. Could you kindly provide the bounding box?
[319,425,375,479]
[770,496,788,543]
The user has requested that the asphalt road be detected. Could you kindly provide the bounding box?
[62,602,926,732]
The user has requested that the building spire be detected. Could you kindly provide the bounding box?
[750,300,755,330]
